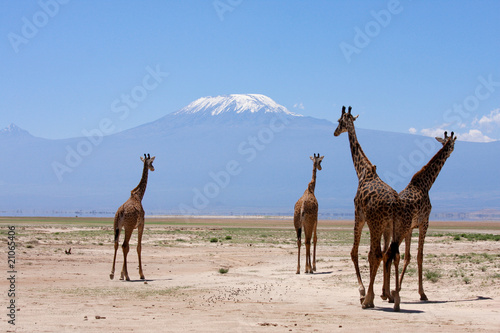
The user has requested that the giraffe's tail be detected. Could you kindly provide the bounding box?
[114,228,120,243]
[387,241,399,262]
[113,209,123,243]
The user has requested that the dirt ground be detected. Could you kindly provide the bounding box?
[2,218,500,332]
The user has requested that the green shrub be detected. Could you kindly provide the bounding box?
[425,270,441,282]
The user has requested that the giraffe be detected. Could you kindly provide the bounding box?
[398,131,457,300]
[334,106,402,310]
[110,153,155,281]
[294,153,324,274]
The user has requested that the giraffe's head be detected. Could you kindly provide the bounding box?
[435,131,457,158]
[140,153,156,171]
[310,153,324,171]
[334,106,358,136]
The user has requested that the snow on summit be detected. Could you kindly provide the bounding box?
[174,94,301,117]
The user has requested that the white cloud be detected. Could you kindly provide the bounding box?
[408,127,417,134]
[293,102,305,110]
[420,126,496,142]
[419,109,500,143]
[420,127,447,138]
[477,108,500,128]
[455,129,496,143]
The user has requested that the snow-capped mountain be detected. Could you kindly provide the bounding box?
[174,94,300,116]
[0,94,499,219]
[0,123,33,138]
[124,94,323,136]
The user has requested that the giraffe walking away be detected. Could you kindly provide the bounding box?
[398,131,457,300]
[110,153,155,281]
[294,153,324,274]
[334,106,402,311]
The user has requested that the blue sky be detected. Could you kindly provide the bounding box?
[1,0,499,141]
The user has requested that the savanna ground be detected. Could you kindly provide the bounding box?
[1,216,500,332]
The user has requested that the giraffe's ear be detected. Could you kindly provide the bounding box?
[310,156,314,161]
[150,156,156,162]
[435,136,446,144]
[140,156,145,162]
[319,156,324,161]
[353,115,359,121]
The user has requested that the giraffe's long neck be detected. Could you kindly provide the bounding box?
[309,166,317,193]
[131,162,149,201]
[347,124,375,181]
[410,143,451,192]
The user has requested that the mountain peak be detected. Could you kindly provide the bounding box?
[174,94,301,117]
[0,123,32,138]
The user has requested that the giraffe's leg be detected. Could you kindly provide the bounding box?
[312,220,318,272]
[384,240,401,311]
[351,214,366,302]
[391,241,401,312]
[110,227,120,280]
[362,232,383,309]
[381,226,392,301]
[399,229,413,291]
[120,227,133,281]
[137,219,145,280]
[304,229,312,274]
[417,222,429,301]
[296,227,302,274]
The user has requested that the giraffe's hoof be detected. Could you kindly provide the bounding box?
[361,302,374,309]
[391,290,400,309]
[109,273,114,280]
[119,277,124,281]
[140,276,145,280]
[420,293,428,301]
[380,293,388,301]
[296,271,300,274]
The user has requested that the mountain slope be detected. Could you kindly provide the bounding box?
[0,95,498,219]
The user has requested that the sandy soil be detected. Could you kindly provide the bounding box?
[2,218,500,332]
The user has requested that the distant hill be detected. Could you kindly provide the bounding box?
[1,94,498,220]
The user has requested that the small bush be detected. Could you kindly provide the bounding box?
[225,235,232,240]
[210,238,218,243]
[425,270,441,283]
[452,233,500,241]
[218,268,229,274]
